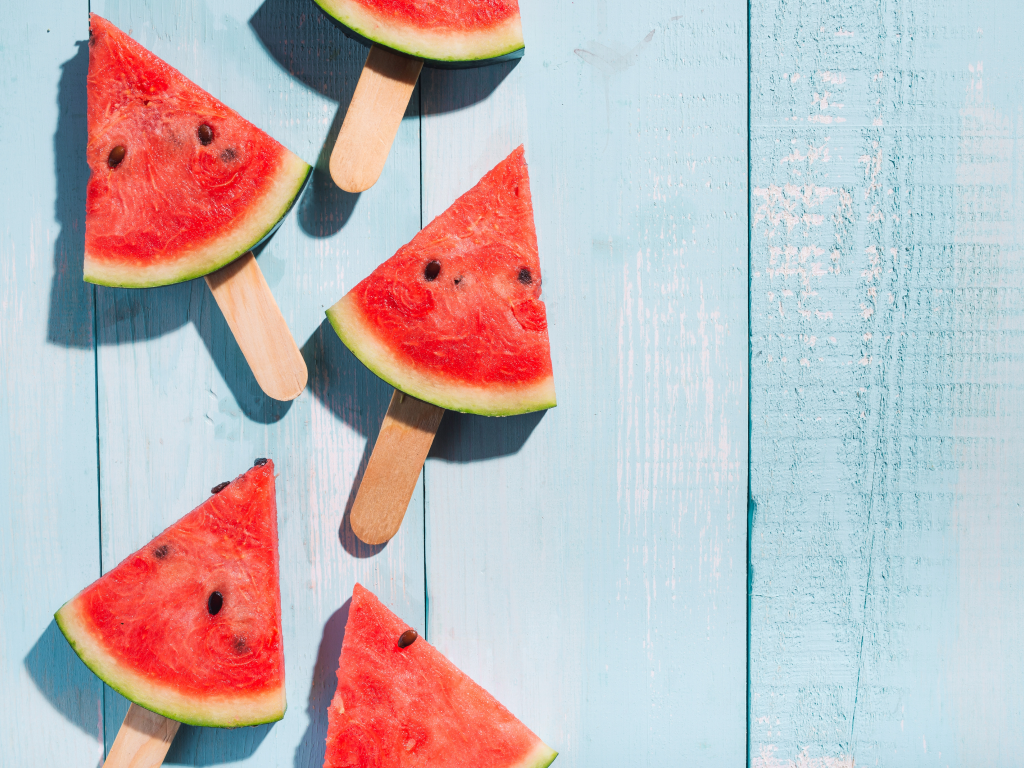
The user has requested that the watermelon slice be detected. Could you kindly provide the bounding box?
[326,146,555,416]
[84,15,311,288]
[312,0,524,65]
[54,460,286,728]
[324,584,557,768]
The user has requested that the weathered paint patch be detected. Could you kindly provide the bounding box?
[754,745,854,768]
[751,0,1024,764]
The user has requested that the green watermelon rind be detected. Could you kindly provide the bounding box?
[54,598,287,728]
[327,293,557,417]
[512,741,559,768]
[83,152,311,289]
[312,0,524,64]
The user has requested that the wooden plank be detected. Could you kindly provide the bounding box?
[0,2,105,765]
[750,1,1024,764]
[89,1,424,765]
[419,0,748,764]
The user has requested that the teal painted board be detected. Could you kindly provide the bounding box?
[0,2,104,766]
[750,1,1024,765]
[421,0,748,764]
[87,0,424,765]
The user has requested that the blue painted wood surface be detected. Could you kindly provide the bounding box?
[1,0,747,766]
[1,10,103,767]
[750,1,1024,766]
[420,2,748,765]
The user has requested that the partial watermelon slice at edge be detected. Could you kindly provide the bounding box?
[54,461,286,728]
[83,15,311,288]
[312,0,524,64]
[324,584,557,768]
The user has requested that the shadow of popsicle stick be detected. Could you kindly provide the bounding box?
[93,278,294,425]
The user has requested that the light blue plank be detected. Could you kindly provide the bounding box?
[420,0,748,764]
[750,1,1024,765]
[0,2,104,765]
[87,1,424,765]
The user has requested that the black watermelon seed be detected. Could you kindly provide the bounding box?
[107,145,126,168]
[153,544,169,559]
[220,147,237,162]
[207,591,223,616]
[211,481,230,494]
[254,458,268,467]
[198,123,214,145]
[424,261,441,281]
[518,267,532,285]
[397,629,418,648]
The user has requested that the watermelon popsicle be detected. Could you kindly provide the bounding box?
[313,0,525,193]
[54,460,285,767]
[324,584,558,767]
[326,147,555,545]
[85,16,311,401]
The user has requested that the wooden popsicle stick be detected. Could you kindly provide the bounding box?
[330,45,423,193]
[350,389,445,545]
[205,251,308,402]
[103,704,180,768]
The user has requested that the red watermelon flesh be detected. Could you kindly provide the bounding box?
[84,15,310,288]
[324,584,557,768]
[55,461,285,727]
[313,0,523,64]
[326,146,556,416]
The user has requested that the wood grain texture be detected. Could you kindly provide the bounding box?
[419,0,748,764]
[0,2,104,766]
[105,705,180,768]
[749,1,1024,765]
[205,252,308,402]
[9,0,749,765]
[330,45,423,193]
[89,0,424,765]
[350,391,444,545]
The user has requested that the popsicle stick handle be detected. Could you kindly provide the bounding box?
[103,704,180,768]
[330,45,423,193]
[350,390,445,545]
[205,252,308,402]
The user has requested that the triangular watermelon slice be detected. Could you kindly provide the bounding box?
[84,15,311,288]
[325,584,557,768]
[326,146,556,416]
[313,0,524,65]
[55,460,286,728]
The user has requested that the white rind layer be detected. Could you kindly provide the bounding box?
[83,151,310,288]
[55,597,286,728]
[314,0,524,63]
[327,293,556,417]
